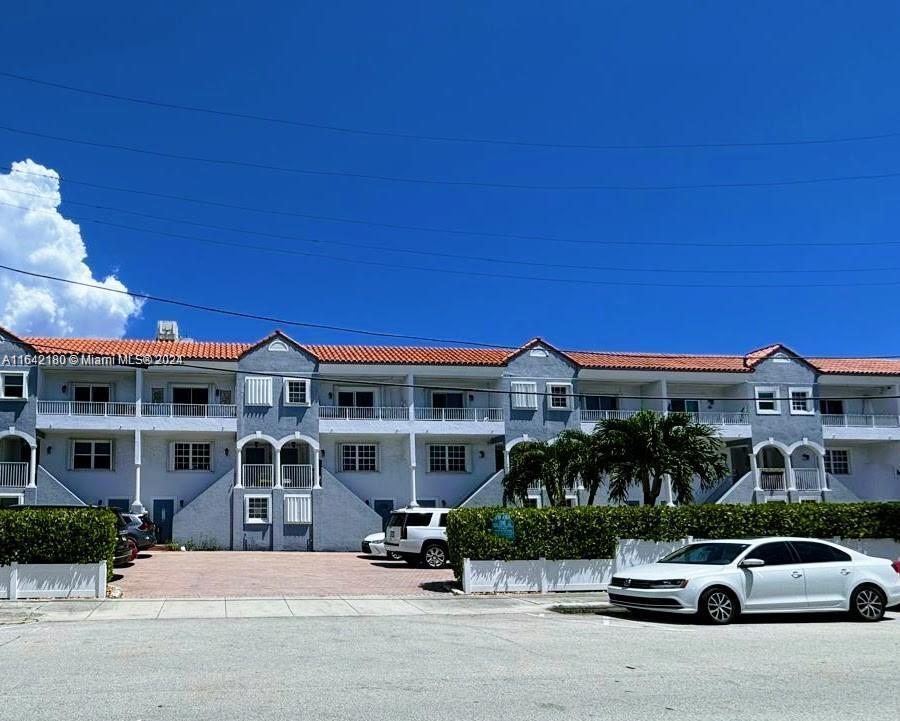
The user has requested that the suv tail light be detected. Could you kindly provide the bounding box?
[891,560,900,575]
[400,518,408,540]
[138,521,152,531]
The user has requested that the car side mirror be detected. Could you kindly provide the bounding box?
[740,558,765,568]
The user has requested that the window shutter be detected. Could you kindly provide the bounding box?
[511,382,537,409]
[168,442,176,472]
[284,494,312,524]
[109,439,116,472]
[245,376,273,406]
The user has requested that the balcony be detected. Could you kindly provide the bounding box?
[281,464,313,489]
[578,409,750,437]
[758,468,787,493]
[757,468,826,493]
[239,463,314,489]
[36,400,237,432]
[821,414,900,441]
[0,462,28,488]
[318,406,504,434]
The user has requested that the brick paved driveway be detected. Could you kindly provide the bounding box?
[115,550,454,598]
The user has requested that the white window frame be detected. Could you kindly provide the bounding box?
[267,340,289,352]
[0,492,25,507]
[0,370,27,400]
[754,386,781,415]
[524,494,542,508]
[335,387,379,407]
[564,493,579,507]
[244,494,271,524]
[511,381,538,410]
[283,378,311,407]
[170,441,213,472]
[427,444,469,473]
[244,376,273,406]
[284,493,312,524]
[339,443,379,472]
[824,448,851,475]
[547,382,573,411]
[72,383,112,402]
[788,386,814,415]
[71,439,114,471]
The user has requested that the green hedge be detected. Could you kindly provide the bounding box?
[0,508,118,580]
[446,502,900,579]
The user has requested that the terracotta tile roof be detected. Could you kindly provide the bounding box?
[566,351,751,373]
[304,344,511,366]
[808,358,900,376]
[24,337,252,361]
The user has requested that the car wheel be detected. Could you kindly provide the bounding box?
[698,587,737,625]
[421,543,448,569]
[389,552,403,561]
[850,584,886,622]
[126,537,139,562]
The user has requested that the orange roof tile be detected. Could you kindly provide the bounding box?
[304,345,510,366]
[566,351,751,373]
[24,337,251,361]
[808,358,900,376]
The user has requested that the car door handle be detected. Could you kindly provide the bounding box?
[791,571,803,578]
[840,569,851,575]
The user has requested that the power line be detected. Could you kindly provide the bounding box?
[3,69,899,151]
[5,124,900,192]
[5,192,898,276]
[5,163,899,249]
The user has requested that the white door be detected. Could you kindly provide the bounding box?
[791,541,854,609]
[741,541,807,611]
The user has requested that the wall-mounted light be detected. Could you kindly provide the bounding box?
[328,392,333,399]
[46,446,52,455]
[707,400,714,409]
[180,500,184,508]
[802,453,810,461]
[478,450,485,458]
[61,384,67,394]
[224,448,229,457]
[469,394,475,402]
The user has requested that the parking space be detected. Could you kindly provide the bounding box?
[114,549,454,598]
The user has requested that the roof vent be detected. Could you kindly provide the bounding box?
[156,320,180,342]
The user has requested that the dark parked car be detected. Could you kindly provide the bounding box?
[113,532,133,567]
[120,511,157,551]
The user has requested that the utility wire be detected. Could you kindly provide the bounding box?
[5,124,900,192]
[4,192,898,276]
[3,69,899,151]
[5,163,899,249]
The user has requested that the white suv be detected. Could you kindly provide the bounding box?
[384,507,450,568]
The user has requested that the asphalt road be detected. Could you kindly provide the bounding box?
[1,608,896,721]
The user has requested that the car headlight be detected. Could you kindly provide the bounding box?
[649,579,689,589]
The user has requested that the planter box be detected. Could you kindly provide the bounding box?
[0,562,107,599]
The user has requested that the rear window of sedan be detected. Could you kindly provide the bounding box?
[791,541,851,563]
[659,543,750,565]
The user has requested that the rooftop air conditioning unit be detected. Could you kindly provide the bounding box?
[156,320,180,341]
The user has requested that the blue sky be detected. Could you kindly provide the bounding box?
[2,1,900,355]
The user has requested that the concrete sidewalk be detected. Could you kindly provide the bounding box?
[0,593,607,623]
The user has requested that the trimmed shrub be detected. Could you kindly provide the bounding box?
[0,507,118,579]
[446,502,900,579]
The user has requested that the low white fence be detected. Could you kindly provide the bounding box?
[461,538,900,593]
[0,561,107,599]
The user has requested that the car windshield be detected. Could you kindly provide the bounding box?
[387,513,406,528]
[659,543,750,565]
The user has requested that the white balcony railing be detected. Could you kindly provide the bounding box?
[821,414,900,428]
[415,407,503,422]
[242,464,274,488]
[793,468,825,491]
[37,401,136,416]
[0,462,28,487]
[685,411,750,425]
[281,464,313,489]
[319,406,409,420]
[759,469,787,492]
[579,409,643,422]
[142,403,237,418]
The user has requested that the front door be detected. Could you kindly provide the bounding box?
[373,499,394,531]
[729,447,751,480]
[741,541,807,611]
[153,499,175,543]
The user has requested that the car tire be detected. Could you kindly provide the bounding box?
[698,587,738,625]
[849,584,886,622]
[421,543,448,569]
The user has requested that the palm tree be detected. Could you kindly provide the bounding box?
[593,410,728,506]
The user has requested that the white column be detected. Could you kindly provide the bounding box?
[664,473,675,506]
[750,450,760,491]
[784,452,795,491]
[135,367,143,417]
[406,373,415,421]
[503,449,511,473]
[658,379,668,414]
[313,447,321,489]
[235,447,243,488]
[273,445,282,488]
[817,453,828,491]
[131,430,144,513]
[408,432,418,507]
[27,445,37,488]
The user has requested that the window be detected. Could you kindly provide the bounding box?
[791,541,851,563]
[340,444,378,472]
[404,512,433,527]
[336,389,375,407]
[0,494,24,508]
[563,495,579,507]
[73,384,110,403]
[659,543,751,565]
[528,348,548,357]
[429,444,467,473]
[824,449,850,475]
[437,512,449,528]
[267,340,289,352]
[548,383,573,410]
[107,498,131,512]
[218,388,233,405]
[511,382,538,410]
[789,387,813,415]
[245,495,271,524]
[820,399,844,416]
[72,440,113,470]
[581,395,617,411]
[431,392,464,409]
[244,376,273,406]
[745,541,797,566]
[284,494,312,524]
[755,386,780,414]
[150,387,165,404]
[172,442,212,471]
[524,495,542,508]
[283,378,310,406]
[670,399,700,414]
[0,371,26,399]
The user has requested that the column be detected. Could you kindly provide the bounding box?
[658,379,668,414]
[135,367,143,417]
[27,444,36,488]
[406,373,415,421]
[664,473,675,507]
[235,447,243,488]
[784,452,795,491]
[313,446,321,489]
[131,430,145,513]
[750,450,760,491]
[408,432,418,507]
[817,452,828,491]
[273,445,282,488]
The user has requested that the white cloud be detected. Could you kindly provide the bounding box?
[0,159,142,337]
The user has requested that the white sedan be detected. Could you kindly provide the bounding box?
[361,532,403,560]
[608,537,900,624]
